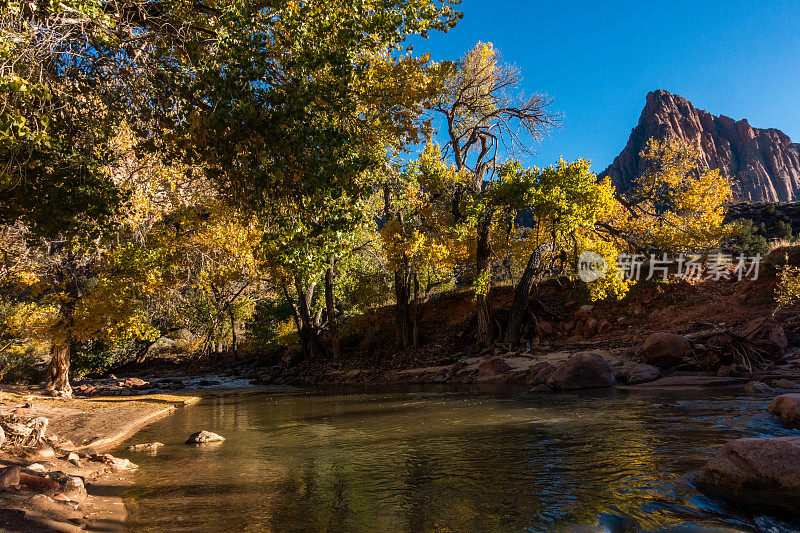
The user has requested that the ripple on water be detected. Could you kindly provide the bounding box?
[119,387,800,532]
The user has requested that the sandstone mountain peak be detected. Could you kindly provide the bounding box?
[600,90,800,202]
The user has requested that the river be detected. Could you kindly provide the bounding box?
[117,386,800,532]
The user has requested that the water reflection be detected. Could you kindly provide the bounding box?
[120,386,800,532]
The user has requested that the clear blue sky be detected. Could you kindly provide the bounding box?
[410,0,800,173]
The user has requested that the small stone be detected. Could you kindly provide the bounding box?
[91,453,138,472]
[62,476,87,502]
[66,452,81,466]
[27,463,46,473]
[596,319,612,334]
[126,442,164,453]
[582,318,597,338]
[574,305,594,321]
[524,362,555,386]
[185,431,225,445]
[744,381,772,394]
[29,494,55,506]
[626,364,661,385]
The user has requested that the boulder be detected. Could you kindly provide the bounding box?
[641,332,692,368]
[744,380,772,394]
[738,317,788,351]
[477,357,511,377]
[768,394,800,427]
[524,362,555,386]
[697,437,800,514]
[775,378,800,389]
[546,352,616,390]
[124,378,148,389]
[185,431,225,445]
[626,364,661,385]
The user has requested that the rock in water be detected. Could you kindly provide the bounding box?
[546,352,616,390]
[697,437,800,513]
[185,431,225,444]
[768,394,800,427]
[126,442,164,453]
[626,364,661,385]
[641,332,692,368]
[744,380,772,394]
[775,378,800,389]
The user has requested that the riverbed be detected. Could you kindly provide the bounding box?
[118,386,800,532]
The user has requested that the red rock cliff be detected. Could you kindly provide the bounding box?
[600,90,800,202]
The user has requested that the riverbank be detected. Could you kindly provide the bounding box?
[0,389,200,531]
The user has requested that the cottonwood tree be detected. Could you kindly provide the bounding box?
[431,42,558,346]
[380,143,466,347]
[153,1,462,360]
[495,160,621,345]
[0,1,162,393]
[607,138,732,253]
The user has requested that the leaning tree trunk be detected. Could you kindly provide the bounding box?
[506,244,545,345]
[475,210,495,347]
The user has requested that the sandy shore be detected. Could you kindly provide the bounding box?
[0,389,201,532]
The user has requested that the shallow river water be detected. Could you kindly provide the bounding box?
[118,386,800,532]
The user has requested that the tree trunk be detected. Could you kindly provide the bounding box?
[506,244,545,345]
[394,265,411,349]
[47,342,71,396]
[284,281,326,360]
[228,308,238,361]
[47,298,74,397]
[475,210,495,346]
[324,259,340,359]
[412,271,420,347]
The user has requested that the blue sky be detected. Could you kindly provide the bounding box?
[410,0,800,173]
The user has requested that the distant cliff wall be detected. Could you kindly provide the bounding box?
[600,90,800,202]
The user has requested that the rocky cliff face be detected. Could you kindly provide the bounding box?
[600,90,800,202]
